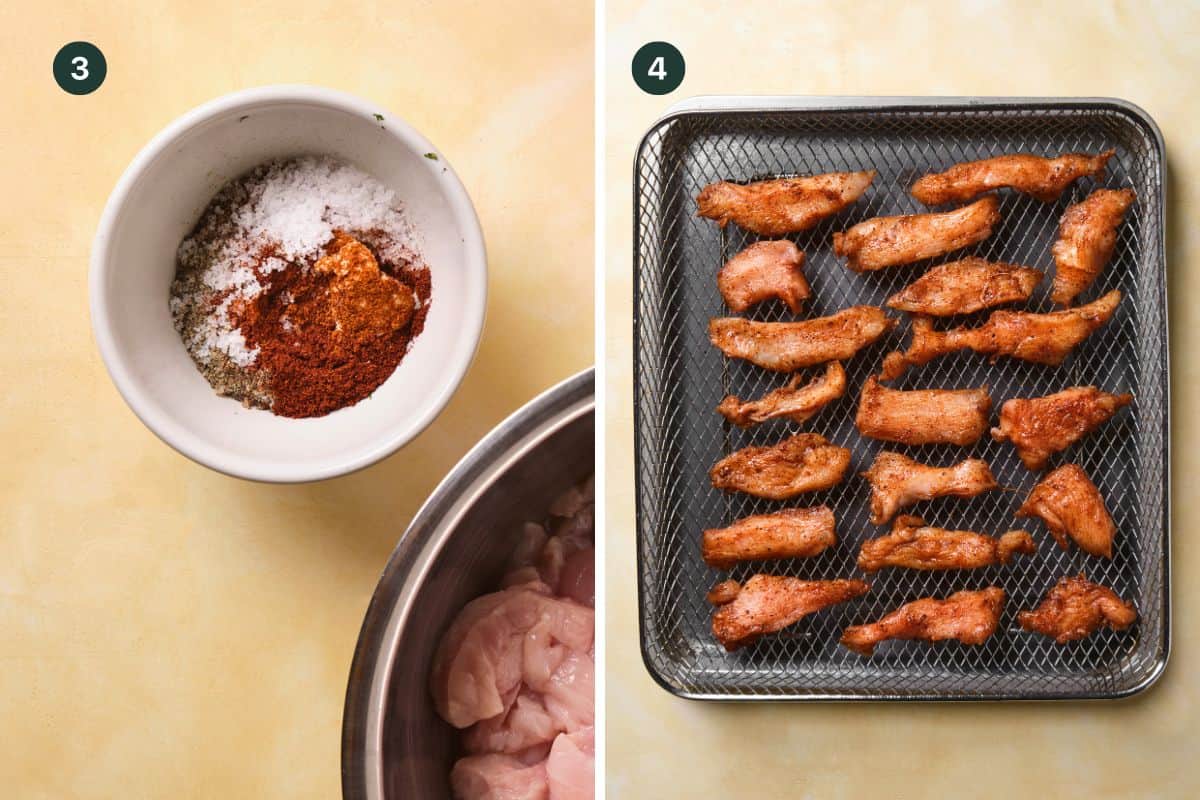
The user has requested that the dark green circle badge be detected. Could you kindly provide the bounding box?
[53,42,107,95]
[632,42,684,95]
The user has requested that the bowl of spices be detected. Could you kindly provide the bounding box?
[90,86,486,482]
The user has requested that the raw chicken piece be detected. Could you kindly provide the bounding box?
[546,728,595,800]
[431,585,593,729]
[840,587,1006,656]
[716,362,846,429]
[708,433,851,500]
[885,257,1042,316]
[696,170,876,235]
[717,240,811,313]
[1019,574,1137,643]
[991,386,1133,470]
[855,376,991,447]
[702,506,836,568]
[450,754,549,800]
[709,306,894,372]
[1016,464,1115,558]
[911,151,1114,205]
[879,290,1120,380]
[862,451,998,525]
[834,196,1000,271]
[464,690,562,755]
[1051,188,1136,306]
[709,575,870,651]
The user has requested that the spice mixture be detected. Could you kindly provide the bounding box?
[170,156,430,418]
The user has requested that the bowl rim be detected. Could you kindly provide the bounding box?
[88,84,488,483]
[340,367,595,800]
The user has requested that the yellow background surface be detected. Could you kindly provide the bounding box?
[606,1,1197,798]
[0,2,592,797]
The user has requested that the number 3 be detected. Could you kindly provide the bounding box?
[71,56,89,81]
[648,56,666,81]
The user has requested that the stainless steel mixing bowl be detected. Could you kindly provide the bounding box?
[342,368,595,799]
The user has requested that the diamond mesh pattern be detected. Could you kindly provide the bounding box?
[633,101,1168,700]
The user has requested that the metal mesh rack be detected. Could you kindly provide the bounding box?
[633,98,1169,700]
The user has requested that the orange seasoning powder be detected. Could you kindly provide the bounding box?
[236,232,430,418]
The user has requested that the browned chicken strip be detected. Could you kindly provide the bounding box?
[696,170,876,236]
[840,587,1006,656]
[702,506,836,568]
[709,307,894,372]
[886,257,1043,317]
[1016,463,1116,558]
[710,575,870,651]
[855,376,991,447]
[862,451,998,525]
[717,362,846,428]
[706,580,742,606]
[833,196,1000,272]
[1051,188,1136,306]
[991,386,1134,471]
[857,515,1035,572]
[709,433,851,500]
[1019,575,1137,643]
[717,240,811,313]
[911,151,1114,205]
[880,289,1120,380]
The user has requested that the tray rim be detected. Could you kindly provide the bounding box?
[631,95,1171,702]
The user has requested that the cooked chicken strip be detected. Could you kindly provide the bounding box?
[1019,575,1137,643]
[855,376,991,447]
[706,580,742,606]
[709,575,870,651]
[696,170,876,236]
[833,196,1001,272]
[862,451,998,525]
[886,257,1043,317]
[840,587,1005,656]
[717,240,811,313]
[1016,463,1116,558]
[857,515,1035,572]
[702,506,836,568]
[709,307,894,372]
[911,151,1114,205]
[1051,188,1136,306]
[991,386,1134,470]
[880,289,1120,380]
[717,362,846,428]
[709,433,851,500]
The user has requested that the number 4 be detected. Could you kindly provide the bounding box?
[648,56,667,81]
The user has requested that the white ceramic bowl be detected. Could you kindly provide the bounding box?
[90,85,487,482]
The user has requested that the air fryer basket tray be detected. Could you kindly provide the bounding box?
[633,97,1168,700]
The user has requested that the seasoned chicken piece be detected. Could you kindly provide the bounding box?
[886,257,1043,317]
[1051,188,1136,306]
[717,240,811,313]
[911,150,1114,205]
[1019,575,1137,643]
[840,587,1005,656]
[702,506,836,568]
[696,170,876,236]
[709,307,894,372]
[833,196,1000,272]
[709,433,851,500]
[991,386,1134,470]
[880,289,1120,380]
[1016,463,1116,558]
[857,515,1035,572]
[709,575,870,651]
[862,451,998,525]
[855,376,991,446]
[717,362,846,428]
[706,580,742,606]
